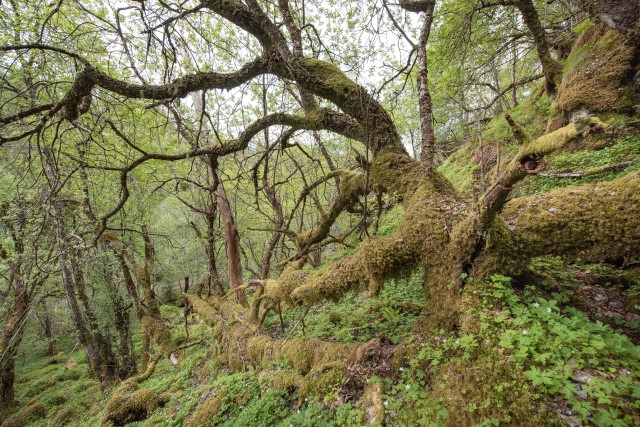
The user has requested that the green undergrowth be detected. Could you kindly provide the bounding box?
[518,132,640,196]
[9,349,108,426]
[8,267,640,426]
[380,274,640,426]
[438,146,476,195]
[528,257,640,337]
[263,267,426,344]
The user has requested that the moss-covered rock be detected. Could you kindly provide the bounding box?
[556,23,638,113]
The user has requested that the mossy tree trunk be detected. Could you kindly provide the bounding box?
[0,272,28,413]
[104,229,179,364]
[42,147,122,385]
[0,210,29,413]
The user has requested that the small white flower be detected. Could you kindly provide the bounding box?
[399,367,404,372]
[405,384,410,390]
[547,307,552,313]
[533,303,540,308]
[383,401,389,407]
[522,330,528,335]
[305,397,308,402]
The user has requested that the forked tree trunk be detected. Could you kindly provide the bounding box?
[215,173,248,307]
[43,146,120,384]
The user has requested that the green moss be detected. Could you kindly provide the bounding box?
[370,151,426,198]
[0,403,46,427]
[300,58,360,97]
[189,390,227,426]
[53,407,74,425]
[298,366,345,403]
[556,24,637,113]
[266,370,303,392]
[363,382,384,424]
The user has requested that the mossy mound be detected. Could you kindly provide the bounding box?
[52,407,74,425]
[556,23,638,114]
[0,403,46,427]
[102,387,160,426]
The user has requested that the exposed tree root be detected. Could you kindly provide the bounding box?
[185,295,399,421]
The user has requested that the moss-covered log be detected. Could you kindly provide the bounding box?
[185,295,399,416]
[478,170,640,276]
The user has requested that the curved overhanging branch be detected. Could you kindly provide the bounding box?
[84,58,267,100]
[0,45,268,102]
[96,109,364,234]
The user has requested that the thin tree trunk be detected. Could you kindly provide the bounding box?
[37,299,56,356]
[514,0,562,95]
[416,1,437,174]
[215,175,248,307]
[205,212,225,296]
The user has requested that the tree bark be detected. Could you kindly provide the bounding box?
[513,0,563,95]
[215,174,248,307]
[0,212,29,411]
[416,1,438,173]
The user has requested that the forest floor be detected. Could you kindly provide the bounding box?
[4,117,640,427]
